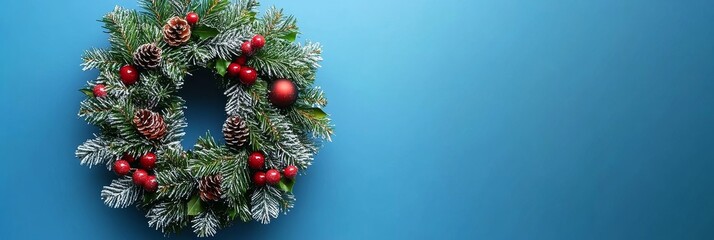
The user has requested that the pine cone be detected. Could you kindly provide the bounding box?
[223,116,249,149]
[163,17,191,47]
[133,109,167,140]
[133,43,162,69]
[199,175,223,202]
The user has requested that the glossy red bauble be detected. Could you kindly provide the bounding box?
[119,65,139,85]
[265,169,281,185]
[269,79,298,108]
[133,169,149,185]
[248,152,265,170]
[240,41,253,55]
[253,172,267,186]
[234,55,247,65]
[283,165,298,179]
[140,152,157,170]
[144,175,158,192]
[93,84,107,98]
[186,12,199,25]
[251,35,266,49]
[227,63,242,77]
[238,66,257,85]
[113,160,131,176]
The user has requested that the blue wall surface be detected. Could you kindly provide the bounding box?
[1,0,713,239]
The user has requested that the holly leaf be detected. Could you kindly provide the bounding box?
[214,59,230,77]
[80,88,94,97]
[187,195,203,216]
[280,31,298,42]
[193,26,220,40]
[277,178,295,193]
[300,108,327,119]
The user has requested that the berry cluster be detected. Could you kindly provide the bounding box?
[112,153,158,192]
[247,152,298,186]
[227,34,266,86]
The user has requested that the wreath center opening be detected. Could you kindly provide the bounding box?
[179,68,228,149]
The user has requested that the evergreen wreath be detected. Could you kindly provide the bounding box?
[75,0,333,237]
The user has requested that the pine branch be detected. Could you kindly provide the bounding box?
[192,0,230,27]
[250,186,281,224]
[253,7,297,40]
[146,200,188,233]
[76,137,116,169]
[82,48,123,71]
[102,6,142,62]
[139,0,176,26]
[157,168,195,199]
[101,176,142,208]
[192,210,221,237]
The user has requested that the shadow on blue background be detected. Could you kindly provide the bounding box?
[1,0,713,239]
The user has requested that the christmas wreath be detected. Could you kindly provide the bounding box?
[75,0,332,237]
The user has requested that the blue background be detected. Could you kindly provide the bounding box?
[1,0,713,239]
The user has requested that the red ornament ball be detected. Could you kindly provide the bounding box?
[283,165,298,179]
[251,35,266,49]
[123,153,135,163]
[253,172,267,186]
[93,84,107,98]
[186,12,199,25]
[248,152,265,170]
[144,175,158,192]
[240,41,253,55]
[140,152,157,170]
[227,63,242,77]
[238,66,257,85]
[269,79,298,108]
[119,65,139,85]
[234,55,247,65]
[113,160,131,176]
[265,169,281,185]
[133,169,149,185]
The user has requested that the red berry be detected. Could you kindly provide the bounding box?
[234,55,247,65]
[283,165,298,179]
[144,175,158,192]
[113,160,131,176]
[227,63,242,77]
[238,66,257,85]
[253,172,267,186]
[133,169,149,185]
[119,65,139,85]
[251,35,266,49]
[123,153,135,163]
[186,12,199,25]
[265,169,281,185]
[240,41,253,55]
[248,152,265,170]
[93,84,107,98]
[140,152,157,170]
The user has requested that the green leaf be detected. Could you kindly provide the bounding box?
[280,31,298,42]
[277,178,295,193]
[214,59,230,77]
[192,25,220,40]
[300,108,327,119]
[80,88,94,97]
[187,195,203,216]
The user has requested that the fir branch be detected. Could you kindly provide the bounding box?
[253,7,297,40]
[192,210,221,237]
[192,0,230,27]
[213,0,259,32]
[78,96,118,125]
[220,151,250,206]
[297,87,327,107]
[146,200,188,233]
[81,48,123,71]
[101,176,142,208]
[250,186,281,224]
[76,137,116,168]
[157,168,196,199]
[288,107,333,141]
[102,6,142,62]
[139,0,175,26]
[202,26,252,60]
